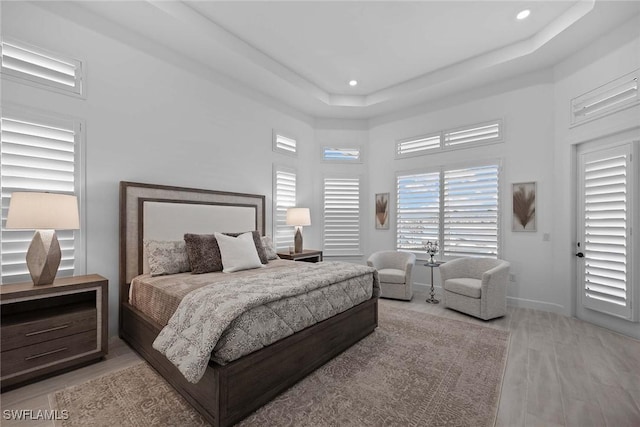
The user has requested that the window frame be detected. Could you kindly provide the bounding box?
[395,159,502,260]
[322,173,363,257]
[321,145,363,163]
[272,164,297,252]
[272,129,298,157]
[1,106,86,284]
[1,37,85,98]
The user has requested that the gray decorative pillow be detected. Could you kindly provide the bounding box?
[184,234,223,274]
[261,236,279,260]
[144,240,190,276]
[184,231,268,274]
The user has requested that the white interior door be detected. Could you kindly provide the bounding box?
[576,143,633,320]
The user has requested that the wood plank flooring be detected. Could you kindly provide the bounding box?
[2,290,639,426]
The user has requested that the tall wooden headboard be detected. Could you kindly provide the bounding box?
[119,181,266,307]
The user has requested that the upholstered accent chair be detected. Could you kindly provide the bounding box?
[439,257,510,320]
[367,251,416,301]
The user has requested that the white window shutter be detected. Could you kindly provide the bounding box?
[443,165,499,258]
[580,145,632,318]
[273,168,296,251]
[1,115,80,283]
[444,121,502,148]
[323,177,361,256]
[1,39,84,96]
[396,134,441,158]
[272,131,297,156]
[396,171,440,252]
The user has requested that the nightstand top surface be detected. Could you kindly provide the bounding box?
[1,274,107,299]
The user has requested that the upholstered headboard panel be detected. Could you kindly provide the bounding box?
[119,181,266,288]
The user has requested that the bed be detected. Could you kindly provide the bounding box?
[119,181,379,427]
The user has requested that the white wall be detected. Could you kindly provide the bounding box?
[1,2,316,335]
[368,78,559,311]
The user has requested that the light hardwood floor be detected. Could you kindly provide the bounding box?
[2,290,639,426]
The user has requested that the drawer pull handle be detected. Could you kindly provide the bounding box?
[25,324,70,337]
[24,347,68,361]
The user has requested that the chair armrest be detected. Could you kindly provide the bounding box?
[438,258,468,282]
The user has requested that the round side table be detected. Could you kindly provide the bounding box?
[424,261,444,304]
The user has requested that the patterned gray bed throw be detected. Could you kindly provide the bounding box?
[152,261,379,383]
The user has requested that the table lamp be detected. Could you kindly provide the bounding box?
[5,192,80,285]
[286,207,311,253]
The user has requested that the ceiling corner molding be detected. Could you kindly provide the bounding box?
[364,0,596,108]
[147,0,331,105]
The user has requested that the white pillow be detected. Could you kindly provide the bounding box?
[214,232,263,273]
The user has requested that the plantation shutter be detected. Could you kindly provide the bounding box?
[273,168,296,251]
[323,177,361,256]
[396,134,441,158]
[272,131,297,156]
[1,114,80,283]
[1,39,83,96]
[579,144,632,319]
[443,164,499,258]
[443,121,502,148]
[396,172,441,252]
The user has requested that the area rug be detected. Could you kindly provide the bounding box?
[51,304,509,427]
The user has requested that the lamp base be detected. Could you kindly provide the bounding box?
[294,227,303,253]
[27,230,61,285]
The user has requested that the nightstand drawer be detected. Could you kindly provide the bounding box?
[1,307,96,352]
[1,329,97,378]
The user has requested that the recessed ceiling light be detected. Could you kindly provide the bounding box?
[349,80,358,87]
[516,9,531,20]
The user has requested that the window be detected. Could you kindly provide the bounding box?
[443,121,502,148]
[1,111,84,283]
[571,69,639,126]
[397,162,500,258]
[272,130,297,156]
[273,166,296,251]
[396,120,502,158]
[578,144,633,319]
[1,38,84,97]
[322,146,361,162]
[323,176,361,256]
[396,133,441,158]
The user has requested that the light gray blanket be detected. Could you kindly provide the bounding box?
[152,261,378,383]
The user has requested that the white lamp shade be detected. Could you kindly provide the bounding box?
[6,192,80,230]
[286,207,311,226]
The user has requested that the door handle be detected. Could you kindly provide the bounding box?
[575,252,584,258]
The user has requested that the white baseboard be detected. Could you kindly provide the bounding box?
[412,283,565,314]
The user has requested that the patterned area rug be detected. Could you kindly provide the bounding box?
[51,304,509,426]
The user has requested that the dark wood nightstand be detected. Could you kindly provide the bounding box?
[277,249,323,263]
[0,274,108,391]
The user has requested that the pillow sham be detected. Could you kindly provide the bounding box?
[261,236,279,260]
[144,240,191,276]
[184,234,223,274]
[214,232,263,273]
[225,231,268,264]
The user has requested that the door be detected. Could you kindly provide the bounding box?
[577,142,633,320]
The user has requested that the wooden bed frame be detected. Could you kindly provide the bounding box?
[119,181,378,427]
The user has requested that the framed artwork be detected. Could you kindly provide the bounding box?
[375,193,389,229]
[512,182,536,232]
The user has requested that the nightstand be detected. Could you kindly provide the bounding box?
[277,249,323,263]
[0,274,108,391]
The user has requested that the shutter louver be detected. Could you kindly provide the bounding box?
[273,132,297,155]
[1,39,83,96]
[396,134,441,158]
[323,177,360,256]
[274,169,296,251]
[582,150,630,316]
[444,121,502,148]
[396,172,440,252]
[1,116,78,283]
[443,165,499,258]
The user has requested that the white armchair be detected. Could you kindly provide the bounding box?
[367,251,416,301]
[439,257,510,320]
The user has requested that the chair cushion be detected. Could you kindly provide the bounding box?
[444,278,482,298]
[378,268,406,284]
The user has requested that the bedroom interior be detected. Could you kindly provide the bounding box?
[1,1,639,426]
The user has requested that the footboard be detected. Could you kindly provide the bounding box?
[121,297,378,427]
